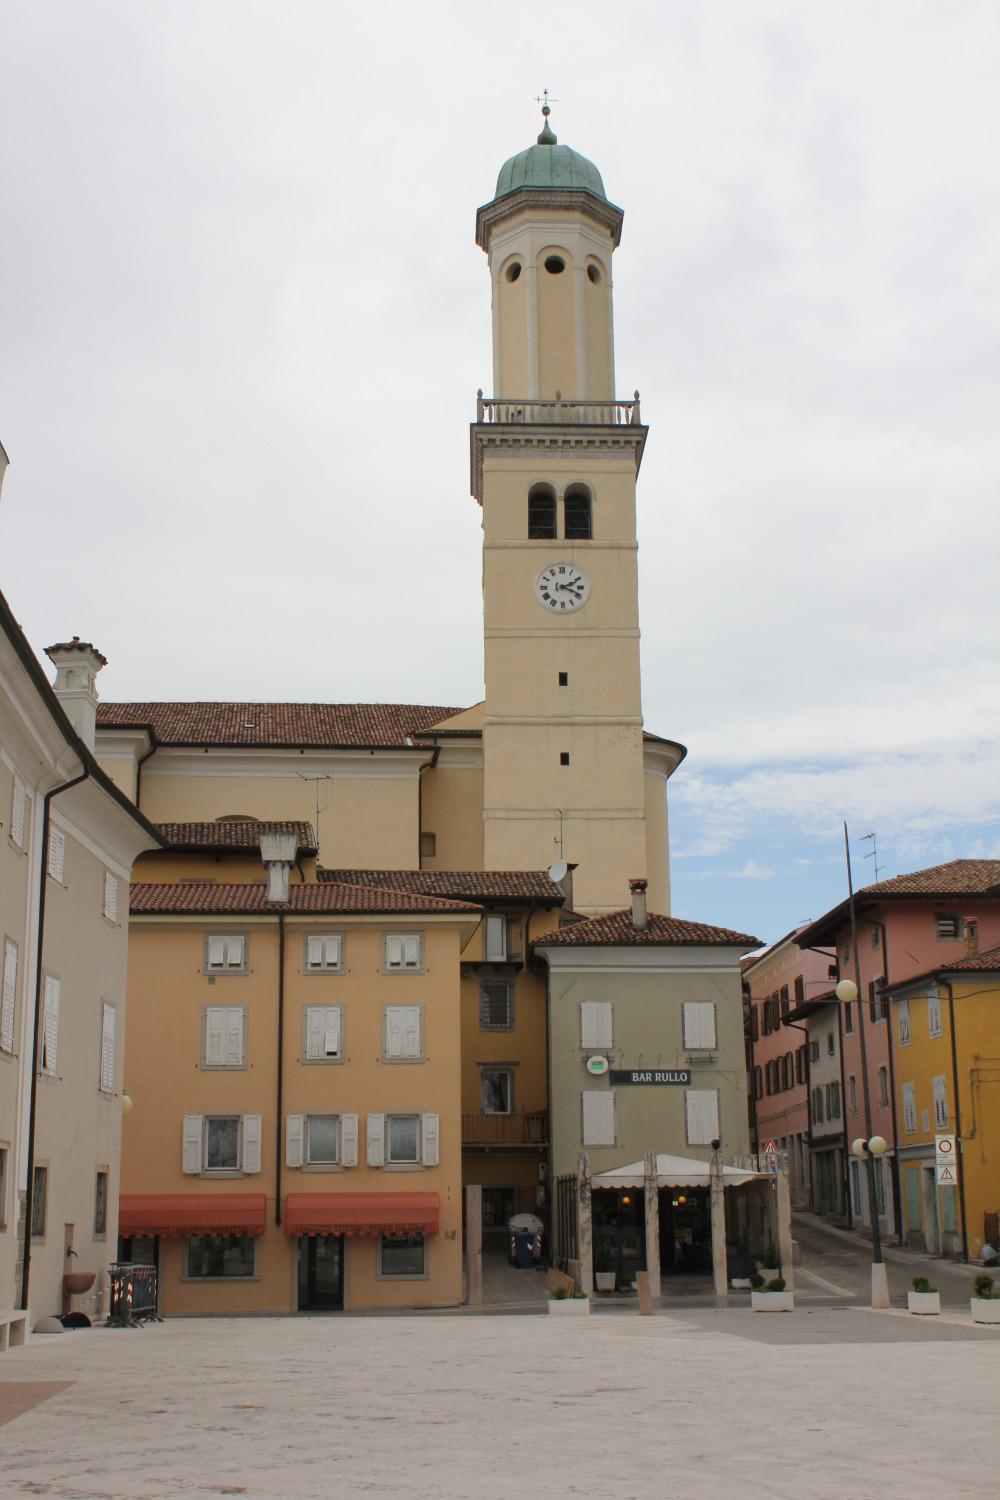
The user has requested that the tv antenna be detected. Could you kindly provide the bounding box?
[860,831,883,883]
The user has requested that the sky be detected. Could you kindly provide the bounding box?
[1,2,998,946]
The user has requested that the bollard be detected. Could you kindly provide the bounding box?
[636,1270,654,1315]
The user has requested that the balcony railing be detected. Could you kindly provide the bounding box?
[462,1111,548,1147]
[475,391,642,427]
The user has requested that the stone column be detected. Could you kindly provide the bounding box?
[577,1152,593,1296]
[775,1166,794,1291]
[709,1153,728,1298]
[465,1185,482,1307]
[643,1152,661,1298]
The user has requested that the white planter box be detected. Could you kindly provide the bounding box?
[594,1272,616,1293]
[970,1297,1000,1325]
[750,1291,794,1313]
[548,1298,590,1316]
[907,1291,940,1315]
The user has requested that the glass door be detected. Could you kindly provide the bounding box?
[298,1234,344,1310]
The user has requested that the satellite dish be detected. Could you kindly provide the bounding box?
[548,858,568,883]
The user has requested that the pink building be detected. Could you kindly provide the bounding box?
[743,929,837,1208]
[795,860,1000,1240]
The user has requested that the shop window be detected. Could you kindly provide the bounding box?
[187,1235,255,1279]
[379,1233,425,1278]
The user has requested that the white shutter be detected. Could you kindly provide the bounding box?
[285,1113,304,1167]
[103,872,119,922]
[685,1089,720,1146]
[11,779,26,848]
[385,1007,403,1059]
[580,1000,612,1049]
[306,935,324,969]
[205,1007,226,1066]
[402,1006,421,1058]
[48,828,65,882]
[99,1003,116,1091]
[341,1112,359,1167]
[683,1002,717,1050]
[898,999,911,1045]
[42,976,60,1073]
[402,934,421,969]
[582,1089,615,1146]
[207,936,226,969]
[932,1076,948,1126]
[225,1008,245,1065]
[903,1084,917,1133]
[182,1114,203,1173]
[226,936,245,969]
[421,1112,440,1166]
[242,1113,262,1173]
[1,940,16,1053]
[323,1008,341,1058]
[305,1007,324,1059]
[386,935,404,970]
[366,1112,385,1166]
[485,914,506,961]
[324,935,342,968]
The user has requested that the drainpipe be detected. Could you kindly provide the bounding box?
[133,740,157,811]
[20,767,90,1312]
[940,978,969,1263]
[274,912,285,1228]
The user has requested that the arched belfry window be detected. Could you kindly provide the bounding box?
[528,485,557,539]
[564,486,593,540]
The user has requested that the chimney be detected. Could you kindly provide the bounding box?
[964,918,979,957]
[45,637,108,751]
[629,877,648,931]
[260,829,298,904]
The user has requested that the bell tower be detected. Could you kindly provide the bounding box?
[472,109,662,915]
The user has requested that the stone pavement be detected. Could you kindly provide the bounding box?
[0,1311,997,1498]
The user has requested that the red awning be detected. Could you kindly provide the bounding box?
[283,1192,440,1237]
[119,1193,267,1238]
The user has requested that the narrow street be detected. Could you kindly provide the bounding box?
[793,1212,988,1308]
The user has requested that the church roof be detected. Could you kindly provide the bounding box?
[493,140,608,203]
[155,820,317,853]
[319,868,565,903]
[534,910,761,949]
[97,702,462,749]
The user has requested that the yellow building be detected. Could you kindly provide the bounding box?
[888,943,1000,1262]
[121,841,479,1313]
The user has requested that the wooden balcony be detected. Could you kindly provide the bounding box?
[462,1111,548,1150]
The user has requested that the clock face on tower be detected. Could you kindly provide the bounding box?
[535,562,590,613]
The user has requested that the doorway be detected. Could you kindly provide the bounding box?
[660,1189,712,1275]
[298,1234,344,1310]
[922,1167,941,1255]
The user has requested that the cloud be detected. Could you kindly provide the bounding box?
[692,859,778,881]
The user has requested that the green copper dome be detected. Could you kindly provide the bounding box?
[492,123,608,203]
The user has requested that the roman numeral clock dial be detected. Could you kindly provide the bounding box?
[535,563,590,612]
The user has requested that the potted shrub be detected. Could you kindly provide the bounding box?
[548,1285,590,1316]
[907,1276,941,1315]
[971,1274,1000,1325]
[594,1248,616,1294]
[750,1274,794,1313]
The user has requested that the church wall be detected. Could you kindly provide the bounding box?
[535,245,577,400]
[644,769,671,915]
[420,758,484,871]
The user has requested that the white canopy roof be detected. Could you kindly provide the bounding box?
[592,1154,762,1190]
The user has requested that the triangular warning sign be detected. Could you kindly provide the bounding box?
[938,1164,956,1184]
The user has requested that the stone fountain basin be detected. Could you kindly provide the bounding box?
[63,1271,96,1296]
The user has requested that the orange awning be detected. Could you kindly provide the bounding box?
[119,1193,267,1238]
[284,1191,440,1237]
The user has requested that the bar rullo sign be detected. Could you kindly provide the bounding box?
[608,1068,691,1085]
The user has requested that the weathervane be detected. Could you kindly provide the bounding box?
[533,88,558,114]
[533,89,558,144]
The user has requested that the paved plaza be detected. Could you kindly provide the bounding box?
[1,1308,997,1499]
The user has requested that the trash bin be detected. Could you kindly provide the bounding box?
[511,1229,535,1269]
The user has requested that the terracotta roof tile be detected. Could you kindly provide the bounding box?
[943,941,1000,971]
[98,702,465,749]
[129,881,481,916]
[860,860,1000,897]
[318,869,564,902]
[533,910,761,948]
[156,821,317,852]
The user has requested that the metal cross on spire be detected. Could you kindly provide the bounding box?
[534,88,558,116]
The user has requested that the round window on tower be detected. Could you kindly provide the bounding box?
[587,263,603,285]
[544,255,566,275]
[505,261,522,283]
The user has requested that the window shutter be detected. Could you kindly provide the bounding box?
[580,1000,612,1049]
[683,1002,717,1049]
[685,1089,719,1145]
[898,999,910,1044]
[103,872,118,922]
[42,976,60,1072]
[903,1084,916,1133]
[48,828,65,882]
[402,1006,421,1058]
[306,935,324,969]
[208,937,225,969]
[366,1113,385,1166]
[386,935,404,969]
[421,1113,440,1166]
[1,940,16,1052]
[385,1007,403,1059]
[323,1008,341,1058]
[305,1007,324,1060]
[100,1003,116,1092]
[933,1076,948,1126]
[402,934,421,969]
[182,1114,203,1173]
[582,1089,615,1146]
[205,1008,225,1066]
[11,779,26,848]
[485,914,506,961]
[242,1113,262,1173]
[341,1112,359,1167]
[225,1008,245,1066]
[226,936,245,969]
[286,1114,304,1167]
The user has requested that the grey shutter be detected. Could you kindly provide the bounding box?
[99,1003,116,1091]
[242,1113,262,1173]
[11,779,26,848]
[366,1113,385,1166]
[421,1112,440,1166]
[341,1112,359,1167]
[48,828,65,882]
[225,1007,245,1066]
[1,940,16,1053]
[385,1007,403,1059]
[182,1114,203,1173]
[285,1114,304,1167]
[205,1007,226,1066]
[581,1000,612,1049]
[685,1089,719,1145]
[103,872,119,922]
[581,1089,615,1146]
[42,976,60,1072]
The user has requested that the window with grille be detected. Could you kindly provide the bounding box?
[935,914,962,940]
[94,1170,109,1236]
[31,1165,47,1238]
[528,486,556,539]
[563,488,592,540]
[480,981,513,1030]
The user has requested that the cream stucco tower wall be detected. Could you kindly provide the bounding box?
[472,117,677,915]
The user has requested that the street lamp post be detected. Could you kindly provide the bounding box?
[836,821,891,1309]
